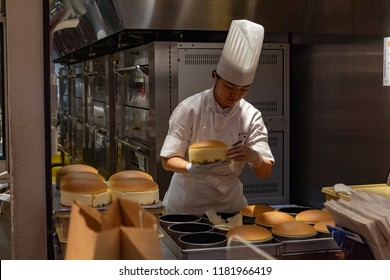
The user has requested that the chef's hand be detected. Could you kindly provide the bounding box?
[227,144,263,168]
[186,161,230,174]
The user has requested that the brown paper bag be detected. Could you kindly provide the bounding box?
[65,198,162,260]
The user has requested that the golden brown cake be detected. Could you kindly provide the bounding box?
[56,164,98,188]
[272,221,317,240]
[313,219,335,234]
[295,209,332,224]
[60,179,111,207]
[60,171,105,189]
[188,140,228,164]
[240,204,276,218]
[110,178,159,205]
[255,211,295,228]
[108,170,153,187]
[227,225,273,243]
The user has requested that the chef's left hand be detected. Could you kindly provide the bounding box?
[226,144,263,168]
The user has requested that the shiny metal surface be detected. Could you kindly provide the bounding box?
[50,0,310,61]
[160,226,339,260]
[50,0,390,62]
[115,0,310,31]
[50,0,121,59]
[114,42,177,197]
[290,37,390,208]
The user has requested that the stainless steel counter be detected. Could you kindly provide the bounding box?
[159,227,341,260]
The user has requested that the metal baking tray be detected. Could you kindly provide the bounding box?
[160,227,340,260]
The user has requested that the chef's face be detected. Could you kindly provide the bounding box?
[213,73,250,109]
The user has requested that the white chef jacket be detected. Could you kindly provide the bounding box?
[160,87,274,215]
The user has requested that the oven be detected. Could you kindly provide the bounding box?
[113,42,176,198]
[69,116,85,163]
[57,66,70,156]
[68,63,85,121]
[115,138,150,173]
[83,56,113,177]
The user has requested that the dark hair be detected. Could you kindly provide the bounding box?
[212,69,221,79]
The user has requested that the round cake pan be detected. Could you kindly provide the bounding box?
[168,222,214,244]
[316,231,331,238]
[242,216,257,224]
[159,214,201,232]
[179,232,227,249]
[228,236,274,246]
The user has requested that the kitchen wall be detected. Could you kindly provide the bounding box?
[290,35,390,208]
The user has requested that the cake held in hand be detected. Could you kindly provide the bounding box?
[189,140,228,164]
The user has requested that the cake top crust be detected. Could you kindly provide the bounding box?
[295,209,332,224]
[109,170,153,183]
[111,178,159,192]
[61,172,104,183]
[227,225,272,241]
[255,211,295,227]
[57,164,98,175]
[272,221,317,237]
[240,204,276,217]
[313,219,335,233]
[61,179,108,193]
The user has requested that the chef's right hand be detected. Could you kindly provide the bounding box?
[186,161,230,174]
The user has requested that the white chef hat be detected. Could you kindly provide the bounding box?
[216,20,264,86]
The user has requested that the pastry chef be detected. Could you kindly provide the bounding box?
[160,19,275,215]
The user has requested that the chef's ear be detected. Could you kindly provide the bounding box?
[212,69,219,79]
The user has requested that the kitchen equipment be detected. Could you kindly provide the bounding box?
[168,222,214,244]
[114,42,175,199]
[159,214,201,232]
[179,232,227,249]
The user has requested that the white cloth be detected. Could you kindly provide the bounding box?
[217,20,264,86]
[160,87,274,215]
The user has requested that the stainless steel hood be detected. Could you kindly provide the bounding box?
[50,0,390,63]
[50,0,311,63]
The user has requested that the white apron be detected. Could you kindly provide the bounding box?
[160,87,273,215]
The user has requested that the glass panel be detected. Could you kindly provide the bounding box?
[124,106,151,144]
[124,67,149,109]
